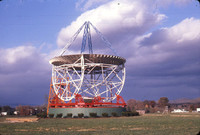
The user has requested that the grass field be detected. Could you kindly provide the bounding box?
[0,113,200,135]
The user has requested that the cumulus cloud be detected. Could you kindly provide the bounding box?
[57,0,166,55]
[0,45,51,105]
[0,46,50,73]
[126,17,200,76]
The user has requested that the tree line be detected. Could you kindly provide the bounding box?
[1,97,200,116]
[126,97,200,113]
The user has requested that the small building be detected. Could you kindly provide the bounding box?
[197,108,200,112]
[1,112,7,116]
[14,111,19,115]
[171,109,189,113]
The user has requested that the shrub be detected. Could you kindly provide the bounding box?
[63,115,68,118]
[102,113,109,117]
[36,112,47,118]
[67,113,72,118]
[122,112,131,116]
[89,112,97,117]
[48,114,54,118]
[73,116,78,118]
[122,111,139,117]
[132,111,139,116]
[78,113,84,118]
[56,113,63,118]
[122,112,127,116]
[111,112,118,117]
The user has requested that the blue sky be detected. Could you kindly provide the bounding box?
[0,0,200,105]
[0,1,79,49]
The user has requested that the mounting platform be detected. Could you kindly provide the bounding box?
[49,107,126,118]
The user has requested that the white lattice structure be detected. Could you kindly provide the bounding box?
[50,54,126,103]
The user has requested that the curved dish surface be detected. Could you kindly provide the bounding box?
[50,54,126,66]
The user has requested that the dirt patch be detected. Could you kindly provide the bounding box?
[5,118,39,123]
[110,127,145,131]
[110,128,120,130]
[77,129,97,132]
[68,126,80,130]
[36,127,51,131]
[15,129,29,132]
[129,128,146,130]
[60,129,67,132]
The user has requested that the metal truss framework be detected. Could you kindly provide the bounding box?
[48,55,126,110]
[60,21,117,56]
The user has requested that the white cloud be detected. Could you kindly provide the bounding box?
[0,45,50,74]
[57,0,166,54]
[126,17,200,76]
[1,46,35,64]
[169,18,200,43]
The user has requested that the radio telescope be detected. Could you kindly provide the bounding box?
[47,21,126,117]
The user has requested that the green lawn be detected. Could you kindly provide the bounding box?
[0,113,200,135]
